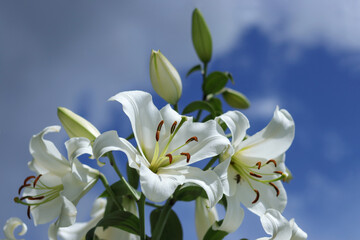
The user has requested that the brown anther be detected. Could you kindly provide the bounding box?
[171,121,177,134]
[269,182,280,196]
[180,152,191,163]
[33,174,42,187]
[156,120,164,141]
[255,162,262,170]
[273,171,283,175]
[266,159,277,167]
[249,172,262,178]
[20,196,45,201]
[234,174,241,184]
[18,184,31,195]
[23,176,36,185]
[166,154,173,164]
[186,136,198,144]
[252,189,260,204]
[27,206,31,219]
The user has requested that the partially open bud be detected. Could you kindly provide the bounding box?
[57,107,100,141]
[222,88,250,109]
[150,50,182,105]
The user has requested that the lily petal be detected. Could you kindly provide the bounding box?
[3,217,27,240]
[195,197,219,240]
[28,126,70,176]
[139,164,184,202]
[258,209,292,240]
[213,158,231,196]
[239,107,295,162]
[289,219,308,240]
[65,137,93,165]
[217,110,249,149]
[109,90,162,161]
[56,196,77,228]
[214,193,244,233]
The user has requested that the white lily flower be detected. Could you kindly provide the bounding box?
[93,91,230,207]
[214,107,295,232]
[195,197,219,240]
[258,209,307,240]
[49,198,139,240]
[15,126,99,228]
[2,217,27,240]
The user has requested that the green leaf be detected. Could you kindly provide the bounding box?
[127,164,139,189]
[222,88,250,109]
[225,72,235,84]
[203,72,228,95]
[192,8,212,63]
[175,184,205,202]
[97,210,140,235]
[207,97,223,116]
[203,225,228,240]
[186,64,202,77]
[99,179,141,202]
[85,227,96,240]
[182,101,216,117]
[150,209,183,240]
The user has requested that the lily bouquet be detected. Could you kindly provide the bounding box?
[3,9,307,240]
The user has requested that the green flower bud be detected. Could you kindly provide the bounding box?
[57,107,100,141]
[149,50,182,105]
[192,8,212,63]
[222,88,250,109]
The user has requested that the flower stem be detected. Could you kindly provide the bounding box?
[195,62,208,122]
[107,152,141,201]
[136,193,146,240]
[173,103,179,112]
[99,173,123,211]
[152,198,176,240]
[203,155,218,170]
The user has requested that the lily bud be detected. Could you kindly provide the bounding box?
[195,197,219,240]
[57,107,100,141]
[149,50,182,105]
[192,8,212,63]
[222,88,250,109]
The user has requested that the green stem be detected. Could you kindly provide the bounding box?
[145,201,162,208]
[152,198,175,240]
[195,62,208,122]
[203,155,218,170]
[99,173,123,211]
[173,103,179,112]
[136,194,146,240]
[107,152,141,200]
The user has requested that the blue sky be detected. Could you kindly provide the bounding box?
[1,1,360,239]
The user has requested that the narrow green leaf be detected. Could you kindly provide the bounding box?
[175,184,204,202]
[222,88,250,109]
[182,101,216,117]
[127,164,139,189]
[186,64,202,77]
[207,97,223,116]
[203,226,228,240]
[225,72,235,84]
[204,72,228,95]
[97,210,140,235]
[150,209,183,240]
[192,8,212,63]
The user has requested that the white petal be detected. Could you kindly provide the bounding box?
[239,107,295,162]
[258,209,292,240]
[30,196,63,226]
[48,223,58,240]
[56,196,77,227]
[289,219,308,240]
[109,90,162,160]
[163,120,230,168]
[95,227,140,240]
[213,158,231,196]
[28,126,70,175]
[215,193,244,233]
[237,176,287,216]
[182,166,223,208]
[3,217,27,240]
[195,197,219,240]
[93,131,148,169]
[217,111,249,149]
[139,164,184,202]
[65,137,93,165]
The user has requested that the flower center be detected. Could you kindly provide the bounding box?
[14,174,64,219]
[149,117,198,172]
[231,153,287,204]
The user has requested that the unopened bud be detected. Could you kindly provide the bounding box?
[57,107,100,141]
[150,50,182,105]
[192,8,212,63]
[222,88,250,109]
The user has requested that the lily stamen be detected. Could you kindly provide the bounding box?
[255,162,261,169]
[180,152,191,163]
[273,171,283,175]
[171,121,177,134]
[252,189,260,204]
[33,174,42,187]
[166,154,173,164]
[249,172,262,178]
[269,182,280,196]
[23,176,35,185]
[186,136,198,144]
[18,184,30,195]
